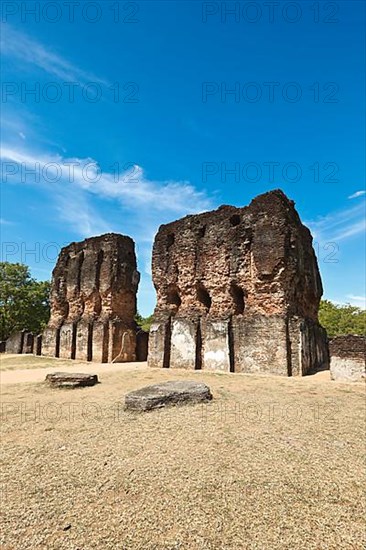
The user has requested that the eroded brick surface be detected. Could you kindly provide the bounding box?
[42,233,140,362]
[148,190,329,375]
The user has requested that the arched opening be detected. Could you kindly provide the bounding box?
[197,284,212,312]
[167,233,175,249]
[230,282,245,314]
[230,214,241,227]
[166,285,181,309]
[198,226,206,238]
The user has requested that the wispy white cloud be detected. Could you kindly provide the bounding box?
[306,200,366,243]
[1,25,109,85]
[55,191,115,237]
[1,144,215,285]
[0,218,14,225]
[1,145,213,217]
[348,190,366,199]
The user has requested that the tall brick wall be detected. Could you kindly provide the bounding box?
[42,233,140,362]
[148,190,329,375]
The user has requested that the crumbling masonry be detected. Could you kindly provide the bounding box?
[148,190,329,375]
[42,233,140,362]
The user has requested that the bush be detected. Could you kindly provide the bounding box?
[319,299,366,337]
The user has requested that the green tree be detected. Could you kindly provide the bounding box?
[319,299,366,337]
[135,311,154,332]
[0,262,50,341]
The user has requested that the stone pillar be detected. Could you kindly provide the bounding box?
[92,321,109,363]
[5,331,25,354]
[41,328,60,358]
[59,323,76,359]
[75,321,92,362]
[147,319,171,368]
[22,332,34,354]
[201,318,231,371]
[170,318,199,370]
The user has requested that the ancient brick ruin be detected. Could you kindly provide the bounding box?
[329,335,365,382]
[148,190,329,376]
[4,330,34,354]
[42,233,140,362]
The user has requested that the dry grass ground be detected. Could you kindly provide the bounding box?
[0,354,75,371]
[0,356,365,550]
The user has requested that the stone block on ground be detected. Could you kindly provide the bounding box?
[124,380,212,411]
[45,371,99,388]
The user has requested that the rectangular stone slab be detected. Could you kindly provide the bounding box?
[92,322,109,363]
[201,318,231,371]
[125,380,212,411]
[41,328,59,358]
[147,320,170,368]
[46,372,98,388]
[5,331,25,354]
[232,315,288,375]
[75,321,91,362]
[170,318,198,369]
[59,323,76,359]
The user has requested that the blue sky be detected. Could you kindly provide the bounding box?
[1,0,365,315]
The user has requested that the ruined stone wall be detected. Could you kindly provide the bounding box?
[148,190,329,375]
[5,331,25,354]
[4,330,34,354]
[42,233,140,362]
[329,335,365,382]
